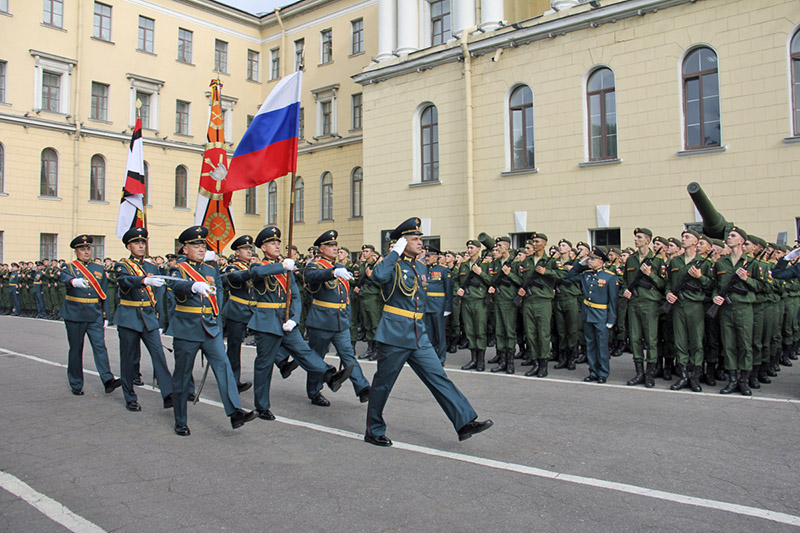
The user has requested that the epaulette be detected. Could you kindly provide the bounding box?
[603,269,616,276]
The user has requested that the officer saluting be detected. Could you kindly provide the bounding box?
[59,235,121,396]
[113,227,174,412]
[364,217,492,447]
[168,225,256,436]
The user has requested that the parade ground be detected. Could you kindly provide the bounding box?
[1,315,799,532]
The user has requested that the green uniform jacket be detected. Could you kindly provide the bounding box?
[454,256,491,300]
[622,250,666,302]
[517,253,558,300]
[666,254,713,303]
[712,254,759,303]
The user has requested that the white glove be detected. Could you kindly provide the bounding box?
[579,257,589,266]
[143,277,165,287]
[159,328,163,335]
[204,250,217,262]
[785,246,800,261]
[103,320,109,328]
[282,319,297,332]
[71,278,89,289]
[333,267,353,281]
[606,323,614,329]
[191,281,213,296]
[282,258,295,271]
[392,237,408,255]
[443,311,451,317]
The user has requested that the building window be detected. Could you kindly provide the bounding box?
[178,28,193,64]
[298,108,304,139]
[90,154,105,201]
[40,234,57,261]
[138,16,155,53]
[683,46,720,149]
[352,93,362,130]
[175,100,190,135]
[0,61,7,104]
[247,49,260,81]
[351,167,362,219]
[245,186,257,215]
[174,165,187,208]
[321,29,333,64]
[43,0,63,28]
[351,19,364,55]
[137,91,152,128]
[267,181,277,224]
[791,30,800,136]
[215,39,228,73]
[42,71,61,113]
[40,148,58,197]
[420,105,439,182]
[591,228,621,248]
[143,161,150,205]
[0,0,8,14]
[587,68,617,161]
[295,39,305,71]
[321,101,332,135]
[93,2,112,41]
[293,176,304,222]
[0,143,4,193]
[320,172,333,221]
[270,48,280,80]
[431,0,451,46]
[89,236,105,260]
[90,82,109,121]
[509,85,534,170]
[128,73,163,130]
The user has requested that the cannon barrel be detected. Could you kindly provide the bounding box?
[687,182,731,239]
[477,232,496,250]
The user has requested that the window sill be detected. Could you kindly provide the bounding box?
[88,200,109,205]
[313,134,338,141]
[318,219,334,223]
[0,102,11,107]
[578,158,622,168]
[213,70,230,77]
[136,49,157,57]
[269,77,280,83]
[244,213,260,217]
[90,37,114,45]
[783,136,800,145]
[0,192,8,196]
[676,145,727,157]
[349,51,365,58]
[409,180,442,188]
[348,128,362,133]
[501,168,539,177]
[38,196,62,201]
[176,60,195,66]
[349,216,363,221]
[246,78,261,84]
[88,118,113,125]
[41,23,66,32]
[174,132,193,139]
[318,61,334,67]
[293,221,305,225]
[0,11,12,18]
[173,206,190,211]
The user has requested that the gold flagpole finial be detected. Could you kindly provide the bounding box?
[135,98,142,118]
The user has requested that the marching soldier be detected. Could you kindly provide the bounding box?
[59,235,121,396]
[456,239,491,371]
[221,235,256,393]
[423,245,453,365]
[364,217,492,447]
[113,227,174,412]
[167,225,256,436]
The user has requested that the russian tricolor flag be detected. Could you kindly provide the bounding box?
[222,71,302,193]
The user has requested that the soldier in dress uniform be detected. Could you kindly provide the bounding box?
[422,245,453,365]
[553,239,582,370]
[456,239,491,371]
[32,262,46,318]
[567,246,618,383]
[364,217,493,447]
[8,262,21,316]
[59,235,121,396]
[518,233,558,377]
[488,238,520,374]
[112,227,174,412]
[303,230,371,403]
[247,226,354,419]
[167,225,257,436]
[221,235,256,393]
[356,244,382,360]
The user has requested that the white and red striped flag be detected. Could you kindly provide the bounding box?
[116,117,146,239]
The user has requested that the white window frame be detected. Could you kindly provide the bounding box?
[247,49,260,82]
[214,39,228,74]
[411,101,437,184]
[320,29,333,65]
[177,28,193,64]
[312,84,338,138]
[93,2,112,42]
[127,73,164,130]
[270,47,280,81]
[138,16,155,53]
[294,39,305,71]
[175,99,190,135]
[31,50,76,115]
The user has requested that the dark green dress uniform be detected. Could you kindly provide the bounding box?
[0,267,8,314]
[553,251,582,370]
[167,226,255,436]
[357,245,382,359]
[769,249,800,367]
[59,235,120,395]
[8,266,21,316]
[32,266,46,318]
[422,247,454,365]
[364,218,491,447]
[518,240,558,377]
[455,243,491,371]
[113,228,174,411]
[221,235,256,392]
[488,252,522,373]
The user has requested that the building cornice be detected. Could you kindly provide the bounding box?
[353,0,701,85]
[299,133,362,154]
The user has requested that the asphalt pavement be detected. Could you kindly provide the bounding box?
[0,315,798,532]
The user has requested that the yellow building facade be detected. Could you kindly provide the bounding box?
[356,0,800,252]
[0,0,376,261]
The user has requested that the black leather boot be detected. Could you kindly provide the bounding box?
[476,350,485,372]
[749,366,761,389]
[447,337,458,354]
[662,358,673,381]
[688,365,703,392]
[536,359,548,378]
[524,358,540,377]
[757,363,771,384]
[626,361,645,386]
[458,334,469,350]
[357,342,371,360]
[567,349,576,371]
[720,370,739,394]
[715,364,727,381]
[738,370,752,396]
[554,349,568,369]
[644,362,656,388]
[670,364,689,391]
[461,349,477,370]
[368,341,379,361]
[575,352,588,365]
[780,346,793,367]
[792,340,800,359]
[610,340,623,357]
[490,350,506,373]
[704,362,717,386]
[766,352,779,377]
[506,350,515,374]
[487,350,502,365]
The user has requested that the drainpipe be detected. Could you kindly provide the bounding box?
[460,26,477,238]
[72,0,85,236]
[275,7,289,229]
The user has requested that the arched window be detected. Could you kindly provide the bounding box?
[791,30,800,135]
[40,148,58,197]
[143,161,150,205]
[509,85,534,170]
[267,181,277,225]
[174,165,188,207]
[351,167,362,219]
[420,105,438,182]
[90,154,106,201]
[293,176,304,223]
[587,68,617,161]
[245,186,257,215]
[0,142,4,193]
[320,172,333,221]
[683,47,720,149]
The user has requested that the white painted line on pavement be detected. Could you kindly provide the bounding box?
[2,347,800,528]
[0,470,106,533]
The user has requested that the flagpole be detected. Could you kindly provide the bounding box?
[285,172,296,321]
[136,98,150,258]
